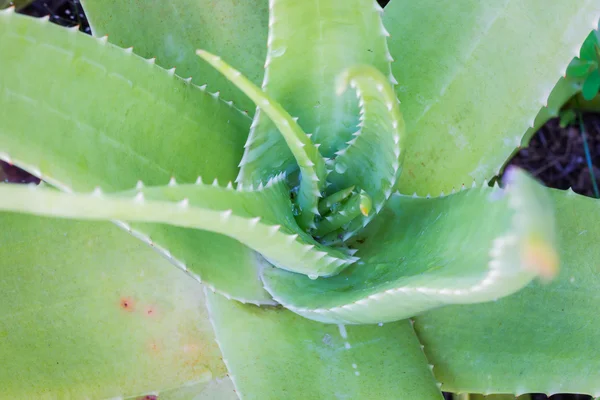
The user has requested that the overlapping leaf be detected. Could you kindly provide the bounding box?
[0,213,226,398]
[325,64,405,239]
[238,0,393,186]
[263,170,557,324]
[80,0,269,113]
[384,0,600,195]
[205,291,443,400]
[0,179,357,277]
[197,50,327,230]
[0,11,273,303]
[0,10,248,191]
[414,190,600,396]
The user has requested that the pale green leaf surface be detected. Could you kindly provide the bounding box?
[513,27,599,170]
[0,11,249,191]
[0,179,357,277]
[414,190,600,396]
[384,0,600,195]
[151,378,237,400]
[0,11,273,303]
[519,76,583,146]
[80,0,268,114]
[0,213,226,399]
[326,64,405,237]
[238,0,393,185]
[262,170,557,324]
[499,74,584,174]
[205,291,443,400]
[197,49,327,230]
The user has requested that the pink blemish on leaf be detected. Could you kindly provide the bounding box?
[119,296,135,312]
[183,343,199,354]
[145,306,156,317]
[136,395,158,400]
[147,339,161,354]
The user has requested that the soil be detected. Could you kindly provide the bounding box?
[510,114,600,198]
[2,1,599,399]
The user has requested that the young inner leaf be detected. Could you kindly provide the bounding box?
[321,65,405,241]
[196,49,327,232]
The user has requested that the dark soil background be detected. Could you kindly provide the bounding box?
[1,1,599,399]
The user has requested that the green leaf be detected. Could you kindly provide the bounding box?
[518,76,583,147]
[517,29,600,156]
[0,178,357,277]
[156,378,237,400]
[0,213,226,398]
[238,0,393,186]
[0,11,249,191]
[262,169,557,324]
[80,0,268,114]
[413,189,600,396]
[582,69,600,100]
[579,29,600,61]
[205,291,444,400]
[384,0,600,195]
[197,49,327,230]
[326,64,405,237]
[566,58,595,78]
[0,11,275,304]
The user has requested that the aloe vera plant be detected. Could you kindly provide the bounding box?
[1,0,600,398]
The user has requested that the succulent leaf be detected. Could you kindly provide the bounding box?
[80,0,269,114]
[196,49,327,230]
[157,378,238,400]
[516,27,600,156]
[313,191,364,238]
[318,185,356,215]
[0,213,226,398]
[238,0,393,186]
[0,1,598,397]
[414,189,600,396]
[384,0,600,195]
[326,64,405,237]
[262,169,557,324]
[518,76,584,149]
[0,11,249,191]
[205,290,444,400]
[0,11,277,304]
[0,179,357,277]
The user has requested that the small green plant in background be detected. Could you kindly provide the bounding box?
[1,1,600,399]
[568,30,600,102]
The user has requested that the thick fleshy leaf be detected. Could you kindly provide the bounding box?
[80,0,268,114]
[0,178,357,277]
[0,10,249,191]
[0,213,226,398]
[414,189,600,396]
[205,290,443,400]
[0,11,273,303]
[262,169,557,324]
[197,49,327,230]
[238,0,393,185]
[504,28,600,171]
[518,76,583,146]
[326,64,405,237]
[508,28,600,172]
[157,378,237,400]
[384,0,600,195]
